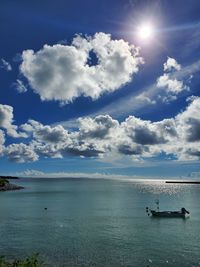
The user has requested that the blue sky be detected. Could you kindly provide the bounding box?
[0,0,200,178]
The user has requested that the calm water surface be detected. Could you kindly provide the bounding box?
[0,178,200,267]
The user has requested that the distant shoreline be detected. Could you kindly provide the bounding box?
[0,175,19,180]
[166,181,200,184]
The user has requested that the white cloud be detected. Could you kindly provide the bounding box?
[176,96,200,142]
[78,115,119,139]
[157,73,188,94]
[21,120,71,158]
[121,116,176,146]
[22,119,70,143]
[135,93,156,105]
[20,32,143,103]
[16,169,146,180]
[2,97,200,162]
[90,59,200,118]
[17,169,45,177]
[21,119,107,158]
[32,141,63,158]
[0,104,27,138]
[61,142,105,158]
[0,129,5,155]
[0,59,12,71]
[15,79,27,93]
[156,58,189,102]
[163,57,181,72]
[5,143,38,163]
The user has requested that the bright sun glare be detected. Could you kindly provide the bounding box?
[137,23,154,40]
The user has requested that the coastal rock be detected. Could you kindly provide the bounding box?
[0,178,24,191]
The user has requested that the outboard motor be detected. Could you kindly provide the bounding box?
[181,207,190,214]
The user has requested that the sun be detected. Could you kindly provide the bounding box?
[137,23,154,40]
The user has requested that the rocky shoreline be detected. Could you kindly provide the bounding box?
[0,183,24,191]
[0,176,24,191]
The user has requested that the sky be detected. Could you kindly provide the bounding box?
[0,0,200,179]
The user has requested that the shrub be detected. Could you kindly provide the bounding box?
[0,179,9,187]
[0,254,44,267]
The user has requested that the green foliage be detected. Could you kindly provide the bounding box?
[0,179,9,187]
[0,254,44,267]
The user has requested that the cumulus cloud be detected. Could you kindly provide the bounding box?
[148,97,200,161]
[22,119,70,143]
[157,74,188,95]
[0,130,5,155]
[176,96,200,142]
[117,142,146,156]
[122,117,167,145]
[0,104,27,138]
[4,143,38,163]
[113,116,178,160]
[0,58,12,71]
[20,32,143,103]
[0,129,5,145]
[61,143,104,158]
[33,142,63,158]
[156,57,189,102]
[2,97,200,162]
[78,115,119,139]
[19,116,114,160]
[20,120,71,158]
[21,119,106,158]
[164,57,181,72]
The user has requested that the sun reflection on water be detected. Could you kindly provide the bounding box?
[132,180,188,195]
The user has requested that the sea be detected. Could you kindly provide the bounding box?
[0,178,200,267]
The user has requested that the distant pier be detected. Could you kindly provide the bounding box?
[166,181,200,184]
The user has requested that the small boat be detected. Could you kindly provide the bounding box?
[146,200,190,218]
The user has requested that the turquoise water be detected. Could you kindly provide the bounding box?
[0,178,200,267]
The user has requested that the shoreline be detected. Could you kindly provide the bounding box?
[0,183,24,191]
[0,175,19,180]
[0,176,24,191]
